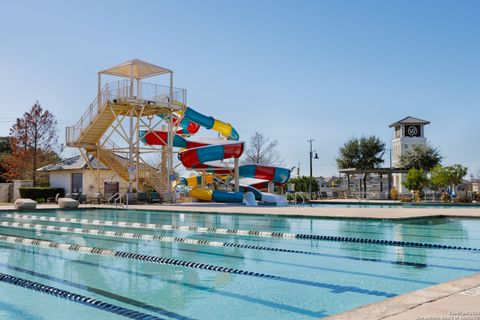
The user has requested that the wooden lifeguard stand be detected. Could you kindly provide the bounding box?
[66,59,186,201]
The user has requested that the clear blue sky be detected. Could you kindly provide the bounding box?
[0,0,479,177]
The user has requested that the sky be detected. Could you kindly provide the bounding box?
[0,0,479,178]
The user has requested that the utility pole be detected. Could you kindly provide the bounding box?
[308,139,314,199]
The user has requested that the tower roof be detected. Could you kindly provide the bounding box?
[389,116,430,127]
[99,59,172,79]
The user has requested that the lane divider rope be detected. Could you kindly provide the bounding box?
[0,234,395,297]
[0,221,456,270]
[4,213,297,237]
[0,221,441,270]
[0,272,164,320]
[4,213,479,251]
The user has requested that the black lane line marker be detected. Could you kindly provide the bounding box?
[0,234,396,298]
[5,213,480,252]
[0,221,434,270]
[7,227,463,286]
[0,244,326,318]
[2,227,440,287]
[61,212,480,242]
[2,220,460,275]
[0,262,194,320]
[0,272,164,320]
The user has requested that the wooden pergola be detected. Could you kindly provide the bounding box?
[338,168,409,198]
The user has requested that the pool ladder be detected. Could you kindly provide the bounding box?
[108,193,124,208]
[288,192,305,206]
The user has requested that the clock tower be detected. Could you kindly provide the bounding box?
[389,116,430,193]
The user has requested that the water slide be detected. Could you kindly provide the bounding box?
[141,107,290,205]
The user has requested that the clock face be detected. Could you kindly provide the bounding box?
[406,125,421,137]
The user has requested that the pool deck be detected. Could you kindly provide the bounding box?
[2,202,480,220]
[1,201,480,319]
[324,272,480,320]
[137,203,480,220]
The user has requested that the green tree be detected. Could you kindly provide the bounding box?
[403,168,429,200]
[289,176,319,193]
[336,136,385,197]
[430,164,450,191]
[430,164,468,192]
[446,164,468,187]
[400,144,442,171]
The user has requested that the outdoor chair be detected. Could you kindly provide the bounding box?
[71,193,79,200]
[79,193,87,204]
[122,193,137,205]
[47,193,60,204]
[87,193,102,205]
[137,192,148,204]
[149,192,162,204]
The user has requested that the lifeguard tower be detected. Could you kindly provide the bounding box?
[66,59,186,201]
[389,116,430,193]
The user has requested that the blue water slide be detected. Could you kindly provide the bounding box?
[184,107,215,129]
[211,190,244,203]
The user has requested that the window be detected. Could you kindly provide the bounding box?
[395,126,401,138]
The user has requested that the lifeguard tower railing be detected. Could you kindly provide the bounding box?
[66,79,186,146]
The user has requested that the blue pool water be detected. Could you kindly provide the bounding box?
[0,208,480,319]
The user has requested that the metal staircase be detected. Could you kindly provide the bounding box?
[66,78,186,196]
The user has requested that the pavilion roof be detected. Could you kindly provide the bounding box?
[99,59,172,80]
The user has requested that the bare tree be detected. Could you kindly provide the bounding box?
[242,132,284,166]
[5,102,60,185]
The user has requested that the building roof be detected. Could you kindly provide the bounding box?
[99,59,172,80]
[37,155,108,172]
[389,116,430,128]
[338,168,409,174]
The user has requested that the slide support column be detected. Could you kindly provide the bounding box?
[234,158,239,192]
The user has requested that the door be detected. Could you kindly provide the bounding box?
[104,181,119,199]
[71,173,83,193]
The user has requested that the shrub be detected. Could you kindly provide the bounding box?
[440,192,451,203]
[399,194,412,202]
[413,191,422,202]
[473,192,480,202]
[454,196,471,203]
[19,187,64,201]
[390,187,398,200]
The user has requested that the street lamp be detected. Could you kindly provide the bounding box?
[308,139,319,199]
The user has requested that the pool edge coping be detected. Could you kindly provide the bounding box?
[321,272,480,320]
[1,204,480,221]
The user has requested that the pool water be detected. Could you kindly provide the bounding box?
[0,209,480,319]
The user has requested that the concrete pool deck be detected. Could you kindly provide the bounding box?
[324,272,480,320]
[2,201,480,220]
[1,202,480,319]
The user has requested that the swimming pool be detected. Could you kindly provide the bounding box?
[0,208,479,319]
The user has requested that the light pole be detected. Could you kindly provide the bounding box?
[308,139,319,199]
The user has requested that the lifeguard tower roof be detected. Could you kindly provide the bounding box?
[99,59,172,79]
[389,116,430,128]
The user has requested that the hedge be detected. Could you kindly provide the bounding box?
[19,187,65,202]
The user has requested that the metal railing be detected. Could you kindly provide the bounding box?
[287,192,306,206]
[66,80,187,146]
[108,193,120,204]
